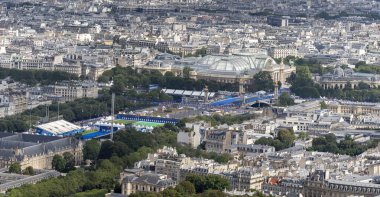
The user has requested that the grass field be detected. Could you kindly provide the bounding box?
[133,121,164,127]
[105,119,164,128]
[81,129,98,135]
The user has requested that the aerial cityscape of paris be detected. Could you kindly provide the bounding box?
[1,0,380,196]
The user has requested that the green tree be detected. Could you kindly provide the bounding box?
[202,190,227,197]
[251,71,274,92]
[254,137,273,146]
[113,141,132,157]
[97,75,110,83]
[52,154,66,172]
[61,109,75,121]
[12,120,28,132]
[129,192,160,197]
[98,140,115,160]
[185,174,230,193]
[288,66,321,98]
[175,119,186,129]
[160,188,181,197]
[277,129,295,148]
[255,129,295,151]
[205,174,230,191]
[278,92,295,106]
[70,189,107,197]
[83,140,101,161]
[325,133,337,143]
[162,123,180,133]
[293,86,320,98]
[8,163,21,174]
[175,181,196,195]
[63,152,75,172]
[309,133,377,156]
[183,66,193,79]
[312,136,327,146]
[111,80,125,94]
[296,66,312,80]
[186,173,206,193]
[23,166,35,175]
[355,61,367,67]
[298,131,309,140]
[0,68,78,86]
[213,153,233,164]
[358,82,371,89]
[320,101,328,109]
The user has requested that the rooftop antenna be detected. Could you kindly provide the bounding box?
[46,104,49,122]
[110,92,115,141]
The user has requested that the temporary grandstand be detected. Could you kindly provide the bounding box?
[210,94,273,106]
[161,88,216,98]
[36,120,84,137]
[116,114,179,124]
[93,121,125,132]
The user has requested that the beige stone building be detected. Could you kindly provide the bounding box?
[44,80,98,102]
[369,163,380,175]
[269,46,298,59]
[327,100,380,116]
[303,170,380,197]
[319,67,380,90]
[177,122,210,148]
[204,130,233,153]
[204,130,275,154]
[168,44,200,56]
[54,63,82,76]
[8,92,27,115]
[0,92,28,118]
[120,169,176,196]
[135,147,265,192]
[155,158,185,181]
[0,133,83,170]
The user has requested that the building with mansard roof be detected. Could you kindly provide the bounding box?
[120,169,176,196]
[319,66,380,89]
[0,133,83,170]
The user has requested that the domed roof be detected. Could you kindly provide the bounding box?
[233,53,276,70]
[209,57,251,71]
[333,67,345,77]
[190,53,280,74]
[197,55,223,65]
